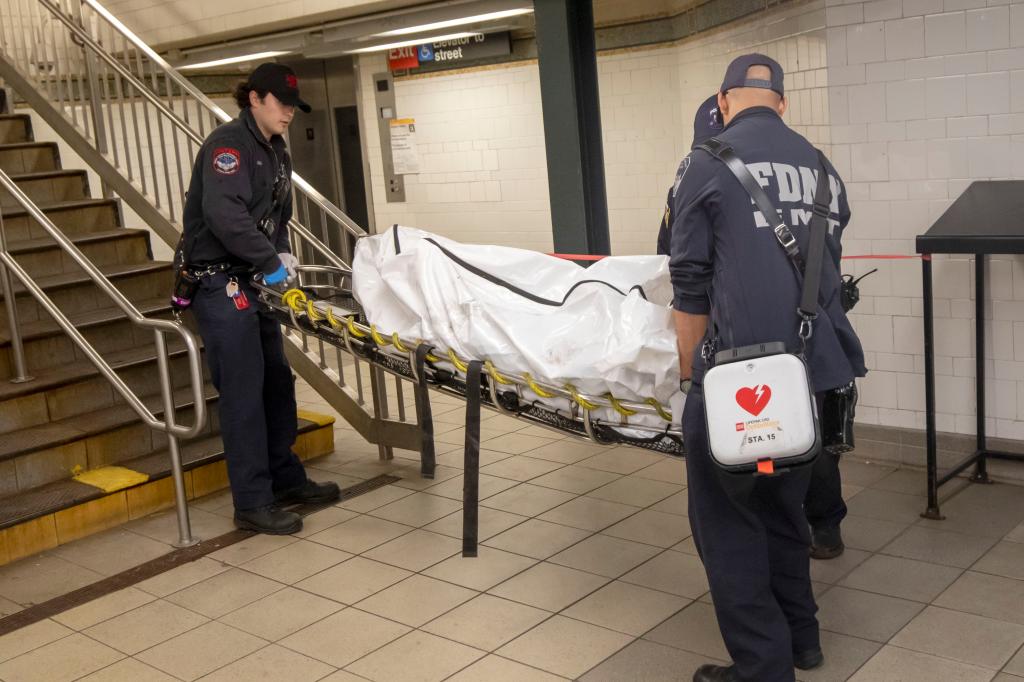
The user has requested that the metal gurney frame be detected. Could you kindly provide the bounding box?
[253,265,685,554]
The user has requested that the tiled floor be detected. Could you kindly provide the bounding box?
[1,384,1024,680]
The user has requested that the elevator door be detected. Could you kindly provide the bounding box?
[334,106,369,231]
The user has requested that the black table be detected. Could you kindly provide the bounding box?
[916,180,1024,518]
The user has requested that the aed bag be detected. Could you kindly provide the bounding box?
[702,342,819,474]
[696,137,832,475]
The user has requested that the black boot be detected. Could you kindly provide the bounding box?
[234,505,302,535]
[794,647,825,670]
[810,525,844,560]
[275,479,341,505]
[693,664,741,682]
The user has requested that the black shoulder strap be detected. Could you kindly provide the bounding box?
[801,151,833,319]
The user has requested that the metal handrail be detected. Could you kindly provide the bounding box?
[0,169,203,546]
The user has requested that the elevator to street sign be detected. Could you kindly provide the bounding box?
[387,32,511,72]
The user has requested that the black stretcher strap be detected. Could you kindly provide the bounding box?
[414,345,436,479]
[462,360,483,557]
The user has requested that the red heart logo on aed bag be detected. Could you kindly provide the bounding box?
[736,385,771,416]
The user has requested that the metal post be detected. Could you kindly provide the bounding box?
[0,210,33,383]
[973,254,990,483]
[921,255,943,519]
[154,330,197,547]
[369,366,393,461]
[82,48,111,198]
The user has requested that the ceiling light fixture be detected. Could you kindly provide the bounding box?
[346,32,479,54]
[374,8,533,37]
[179,50,291,70]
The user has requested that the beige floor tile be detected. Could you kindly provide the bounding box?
[673,535,699,555]
[368,491,463,526]
[135,557,232,598]
[489,561,608,611]
[840,459,897,487]
[538,496,640,532]
[219,586,344,641]
[549,534,661,578]
[481,456,565,482]
[809,547,872,585]
[52,529,171,577]
[362,529,462,571]
[846,488,925,524]
[482,483,577,517]
[529,465,621,495]
[0,619,73,663]
[484,519,591,559]
[602,509,692,548]
[795,631,881,682]
[136,620,265,681]
[293,506,359,538]
[525,440,611,465]
[85,599,208,654]
[849,645,994,682]
[422,594,550,651]
[1007,645,1024,675]
[240,539,351,584]
[497,615,632,678]
[816,586,924,642]
[0,595,22,619]
[425,473,520,501]
[1004,520,1024,544]
[319,671,374,682]
[436,447,516,470]
[564,580,689,636]
[576,446,663,475]
[296,556,411,604]
[478,432,558,456]
[580,638,714,681]
[126,508,237,546]
[392,465,468,491]
[446,654,567,681]
[76,658,178,681]
[974,541,1024,581]
[0,632,122,682]
[649,489,689,517]
[841,516,910,553]
[891,605,1024,670]
[994,675,1024,681]
[587,477,682,508]
[279,608,409,667]
[632,458,688,485]
[424,546,537,590]
[196,643,335,681]
[165,567,284,619]
[935,571,1024,625]
[620,550,709,599]
[53,587,155,631]
[882,525,996,569]
[644,600,728,659]
[307,514,413,554]
[0,554,104,606]
[839,553,962,602]
[425,507,528,542]
[356,574,476,627]
[208,533,299,567]
[338,484,416,513]
[346,630,484,682]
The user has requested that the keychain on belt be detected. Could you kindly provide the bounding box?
[225,277,250,310]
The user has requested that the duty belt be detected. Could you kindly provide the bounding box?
[188,262,253,278]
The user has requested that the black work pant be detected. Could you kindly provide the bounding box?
[683,386,819,682]
[804,440,847,532]
[191,273,307,511]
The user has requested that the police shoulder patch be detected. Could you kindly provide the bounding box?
[212,147,241,175]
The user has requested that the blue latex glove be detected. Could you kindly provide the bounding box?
[264,263,288,285]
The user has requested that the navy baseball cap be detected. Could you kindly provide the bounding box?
[720,53,784,97]
[692,95,723,148]
[249,63,311,113]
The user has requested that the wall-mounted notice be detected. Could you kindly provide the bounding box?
[389,118,419,175]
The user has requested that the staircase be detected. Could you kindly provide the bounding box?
[0,109,334,565]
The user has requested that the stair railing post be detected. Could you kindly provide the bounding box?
[154,329,197,547]
[81,48,112,198]
[0,207,33,384]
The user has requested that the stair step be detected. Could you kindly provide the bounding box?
[0,142,59,175]
[0,115,32,145]
[0,198,122,242]
[0,295,169,346]
[1,169,90,209]
[0,415,333,552]
[6,228,151,279]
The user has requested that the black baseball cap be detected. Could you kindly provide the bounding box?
[248,63,311,113]
[692,94,723,149]
[720,53,784,97]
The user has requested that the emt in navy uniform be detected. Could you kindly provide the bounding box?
[660,96,852,562]
[669,55,866,682]
[181,63,340,535]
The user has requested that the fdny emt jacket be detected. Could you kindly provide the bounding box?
[669,106,867,392]
[181,107,293,273]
